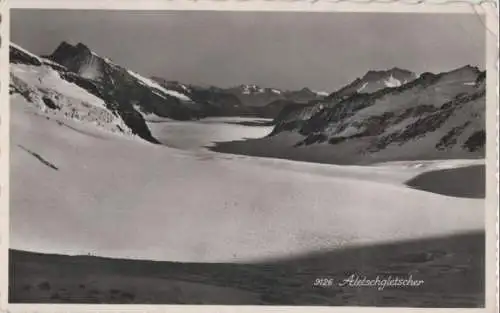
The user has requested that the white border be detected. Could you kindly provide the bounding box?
[5,0,498,12]
[0,1,10,311]
[0,1,498,313]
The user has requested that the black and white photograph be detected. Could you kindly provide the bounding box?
[4,5,496,309]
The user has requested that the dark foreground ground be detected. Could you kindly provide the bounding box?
[10,232,484,307]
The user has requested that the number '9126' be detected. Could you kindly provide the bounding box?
[313,278,334,287]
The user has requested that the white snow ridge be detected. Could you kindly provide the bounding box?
[127,69,193,102]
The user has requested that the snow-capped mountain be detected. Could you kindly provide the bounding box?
[270,65,486,161]
[328,67,418,99]
[46,42,204,118]
[49,42,193,105]
[270,68,414,134]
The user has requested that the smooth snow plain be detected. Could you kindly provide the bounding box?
[10,101,485,263]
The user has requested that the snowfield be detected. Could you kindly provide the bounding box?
[147,117,274,150]
[10,103,484,263]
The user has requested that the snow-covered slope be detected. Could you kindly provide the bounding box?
[10,45,133,136]
[10,101,484,262]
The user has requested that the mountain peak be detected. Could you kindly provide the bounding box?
[48,41,104,80]
[432,64,483,86]
[50,41,94,61]
[451,64,480,74]
[75,42,92,53]
[345,67,418,93]
[363,67,415,81]
[56,40,73,49]
[389,66,413,73]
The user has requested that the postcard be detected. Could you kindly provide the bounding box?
[0,1,498,312]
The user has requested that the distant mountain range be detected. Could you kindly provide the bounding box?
[149,79,327,118]
[9,41,486,160]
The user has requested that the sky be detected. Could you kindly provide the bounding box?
[11,10,486,91]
